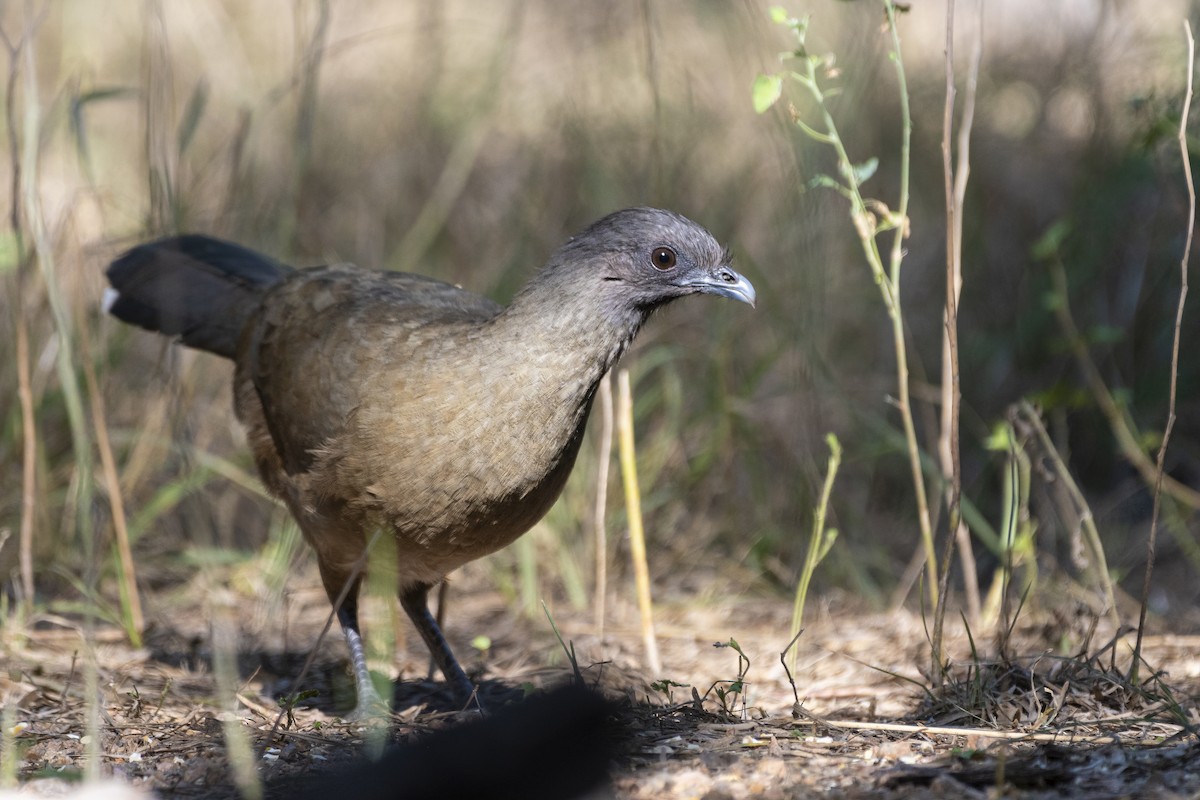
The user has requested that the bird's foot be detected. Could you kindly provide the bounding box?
[344,683,392,724]
[447,668,485,714]
[458,684,485,715]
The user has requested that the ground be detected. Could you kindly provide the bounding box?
[2,558,1198,799]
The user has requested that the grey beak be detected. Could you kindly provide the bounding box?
[689,266,756,308]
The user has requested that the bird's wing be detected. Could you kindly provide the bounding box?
[237,264,502,478]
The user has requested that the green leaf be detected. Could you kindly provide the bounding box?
[1088,324,1125,345]
[817,528,838,560]
[809,173,842,192]
[752,74,783,114]
[177,81,209,157]
[852,157,879,185]
[1032,219,1072,261]
[1030,383,1091,410]
[471,635,492,652]
[73,87,137,107]
[984,421,1012,451]
[70,86,136,171]
[1041,290,1063,311]
[769,6,791,24]
[0,230,19,274]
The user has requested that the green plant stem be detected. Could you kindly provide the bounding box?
[880,0,937,614]
[789,434,841,672]
[793,2,937,610]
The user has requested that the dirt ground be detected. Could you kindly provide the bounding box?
[2,559,1199,799]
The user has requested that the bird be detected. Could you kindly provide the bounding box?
[104,207,755,717]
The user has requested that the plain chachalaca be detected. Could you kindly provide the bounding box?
[104,207,755,715]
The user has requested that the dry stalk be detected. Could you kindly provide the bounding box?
[1048,257,1200,510]
[79,307,144,645]
[933,0,985,684]
[1131,21,1194,684]
[936,0,985,639]
[616,369,661,676]
[804,717,1185,744]
[391,0,524,270]
[1017,401,1118,626]
[1,3,46,615]
[593,373,614,639]
[281,0,331,249]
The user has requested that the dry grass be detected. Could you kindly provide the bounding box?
[2,565,1198,797]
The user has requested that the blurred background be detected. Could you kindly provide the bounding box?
[1,0,1198,644]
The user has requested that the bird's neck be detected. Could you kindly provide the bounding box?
[496,281,649,400]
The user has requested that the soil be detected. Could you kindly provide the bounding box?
[3,558,1198,799]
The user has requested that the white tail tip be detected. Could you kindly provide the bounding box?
[101,286,120,314]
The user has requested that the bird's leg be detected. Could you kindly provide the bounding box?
[399,582,477,706]
[426,579,450,681]
[335,590,391,720]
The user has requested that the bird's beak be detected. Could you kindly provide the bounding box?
[687,266,756,308]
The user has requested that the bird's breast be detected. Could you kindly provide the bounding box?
[334,351,600,568]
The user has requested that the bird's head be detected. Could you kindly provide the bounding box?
[502,207,755,368]
[500,208,755,394]
[514,207,756,325]
[555,207,756,311]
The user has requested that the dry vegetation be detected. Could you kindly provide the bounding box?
[1,0,1199,797]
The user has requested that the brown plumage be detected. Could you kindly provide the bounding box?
[105,207,755,715]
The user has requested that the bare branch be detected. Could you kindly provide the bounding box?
[1131,20,1194,684]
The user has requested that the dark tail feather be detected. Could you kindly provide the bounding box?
[105,235,292,359]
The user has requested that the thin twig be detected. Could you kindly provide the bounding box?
[933,0,984,682]
[797,717,1185,743]
[428,579,449,681]
[1132,21,1194,684]
[1017,402,1118,625]
[780,629,805,707]
[1048,258,1200,509]
[951,0,985,630]
[933,0,958,688]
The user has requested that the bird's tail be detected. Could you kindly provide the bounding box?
[105,235,293,359]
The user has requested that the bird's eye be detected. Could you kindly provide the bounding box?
[651,247,677,270]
